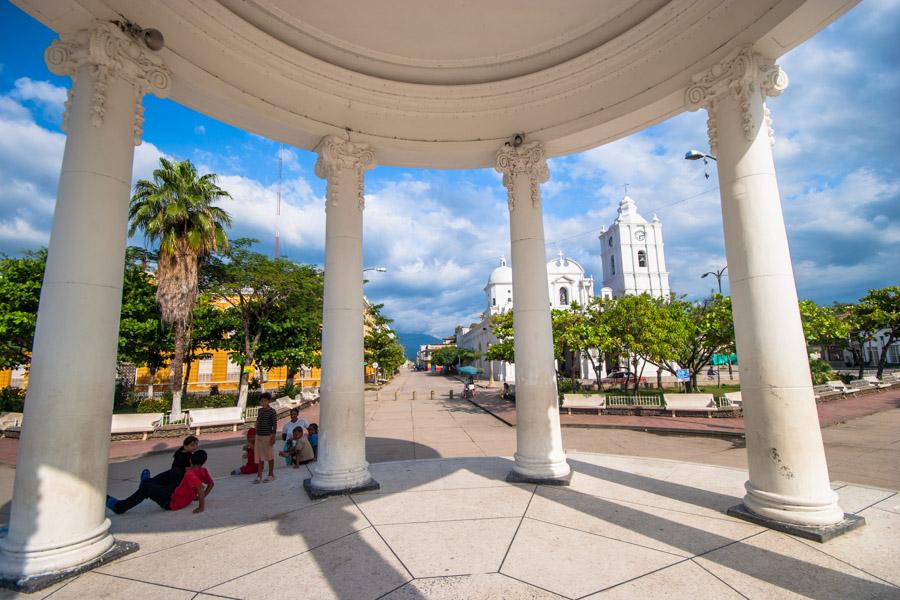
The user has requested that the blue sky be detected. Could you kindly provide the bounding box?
[1,0,898,337]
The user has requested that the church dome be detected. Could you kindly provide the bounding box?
[488,257,513,285]
[547,252,585,277]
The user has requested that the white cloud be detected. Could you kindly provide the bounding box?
[10,77,66,122]
[194,125,206,135]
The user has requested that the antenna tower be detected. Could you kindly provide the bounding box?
[275,144,282,258]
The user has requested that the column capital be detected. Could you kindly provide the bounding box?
[45,20,171,144]
[685,45,788,154]
[314,135,377,211]
[495,141,550,211]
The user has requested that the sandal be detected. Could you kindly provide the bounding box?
[253,477,262,484]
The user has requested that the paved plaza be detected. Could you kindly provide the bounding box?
[0,370,897,598]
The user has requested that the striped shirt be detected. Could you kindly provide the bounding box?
[255,406,278,436]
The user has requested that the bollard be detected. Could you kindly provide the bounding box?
[430,390,435,400]
[412,391,416,401]
[394,391,398,401]
[449,389,454,399]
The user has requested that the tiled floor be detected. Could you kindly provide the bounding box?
[3,453,896,599]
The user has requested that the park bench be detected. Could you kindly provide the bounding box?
[848,379,875,391]
[663,394,717,417]
[110,412,163,440]
[270,396,294,411]
[863,375,891,389]
[825,380,851,393]
[187,406,245,434]
[561,394,605,414]
[722,391,742,407]
[813,385,843,400]
[300,387,320,402]
[0,412,23,429]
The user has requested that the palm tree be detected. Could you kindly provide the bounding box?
[129,158,232,416]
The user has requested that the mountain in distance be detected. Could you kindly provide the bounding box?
[396,332,443,360]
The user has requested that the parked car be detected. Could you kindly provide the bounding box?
[601,371,646,385]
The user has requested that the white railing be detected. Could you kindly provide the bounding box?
[158,412,188,427]
[243,406,259,421]
[606,395,664,407]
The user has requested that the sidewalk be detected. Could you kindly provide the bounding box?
[468,386,900,436]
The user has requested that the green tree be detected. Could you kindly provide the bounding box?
[129,158,232,415]
[485,311,515,363]
[430,346,479,370]
[0,250,45,371]
[364,303,410,380]
[207,240,321,407]
[118,247,171,397]
[642,295,735,392]
[552,300,609,390]
[854,287,900,379]
[180,299,233,394]
[602,294,667,393]
[798,299,850,385]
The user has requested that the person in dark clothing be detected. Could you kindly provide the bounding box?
[108,450,213,514]
[143,436,199,487]
[254,393,278,483]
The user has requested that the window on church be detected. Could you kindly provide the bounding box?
[560,287,569,305]
[638,250,647,267]
[492,297,496,306]
[610,256,616,275]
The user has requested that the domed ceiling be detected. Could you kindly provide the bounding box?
[15,0,857,167]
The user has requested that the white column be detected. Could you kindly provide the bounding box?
[687,46,844,526]
[308,135,378,494]
[496,142,570,482]
[0,22,170,578]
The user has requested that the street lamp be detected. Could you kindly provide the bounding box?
[363,267,387,273]
[684,149,717,179]
[701,265,728,295]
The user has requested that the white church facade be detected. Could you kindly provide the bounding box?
[457,253,599,384]
[598,195,670,299]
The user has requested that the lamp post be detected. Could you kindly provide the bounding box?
[701,265,728,295]
[363,267,387,273]
[685,149,717,179]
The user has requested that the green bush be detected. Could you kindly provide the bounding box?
[137,397,170,413]
[809,358,834,385]
[0,387,26,412]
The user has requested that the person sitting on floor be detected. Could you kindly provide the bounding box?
[307,423,319,458]
[281,408,308,466]
[277,427,315,468]
[108,449,214,514]
[231,428,257,476]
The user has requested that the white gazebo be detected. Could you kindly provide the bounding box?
[5,0,863,586]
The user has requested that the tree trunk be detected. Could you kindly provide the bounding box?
[285,367,296,389]
[727,359,734,380]
[170,323,185,416]
[656,368,662,389]
[857,349,865,380]
[147,365,156,398]
[876,336,894,380]
[182,353,192,395]
[237,369,249,410]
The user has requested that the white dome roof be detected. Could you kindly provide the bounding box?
[547,253,586,277]
[488,265,513,285]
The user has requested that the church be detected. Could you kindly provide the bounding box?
[598,195,670,299]
[457,194,669,385]
[456,252,599,384]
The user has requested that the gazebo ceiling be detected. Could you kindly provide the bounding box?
[16,0,856,168]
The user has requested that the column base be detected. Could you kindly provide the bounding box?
[0,540,138,593]
[727,503,865,543]
[303,477,380,499]
[506,469,572,486]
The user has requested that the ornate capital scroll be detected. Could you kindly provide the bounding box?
[495,141,550,211]
[44,21,171,144]
[314,135,377,211]
[685,45,788,154]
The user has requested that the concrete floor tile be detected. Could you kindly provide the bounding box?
[501,518,682,598]
[420,441,484,458]
[413,428,474,444]
[43,572,194,599]
[377,517,520,577]
[382,573,565,599]
[695,530,898,599]
[354,485,534,525]
[527,486,762,558]
[795,506,900,587]
[99,496,368,590]
[835,485,896,514]
[585,559,745,599]
[873,493,900,514]
[204,527,410,599]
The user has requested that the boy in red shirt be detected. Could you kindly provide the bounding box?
[107,450,214,514]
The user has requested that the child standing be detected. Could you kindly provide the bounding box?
[254,392,277,483]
